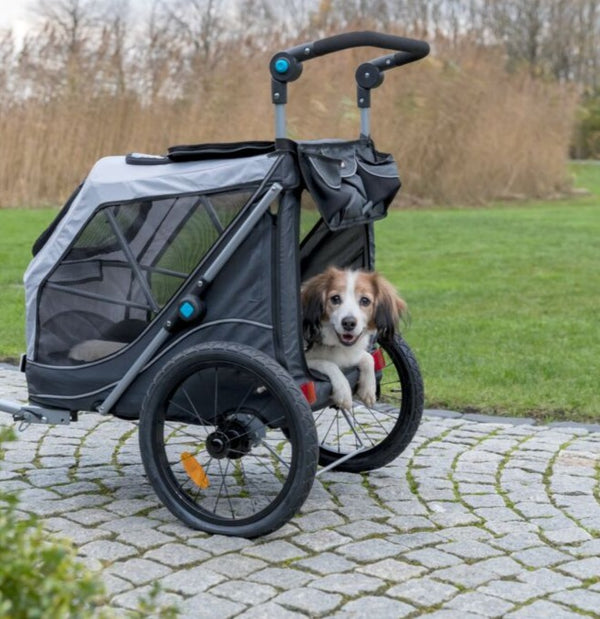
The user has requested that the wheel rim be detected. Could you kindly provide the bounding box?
[152,362,299,525]
[315,341,406,459]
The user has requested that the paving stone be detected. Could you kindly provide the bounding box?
[101,573,133,596]
[144,543,211,566]
[242,540,307,563]
[386,515,437,531]
[356,558,427,582]
[78,540,137,562]
[475,556,524,578]
[178,592,245,618]
[437,526,493,542]
[387,577,458,606]
[273,587,342,616]
[429,510,483,527]
[294,552,357,575]
[309,572,383,595]
[504,599,583,619]
[550,588,600,614]
[65,507,116,526]
[107,558,172,585]
[294,529,352,552]
[111,584,182,614]
[161,566,225,596]
[557,556,600,580]
[513,545,573,568]
[336,595,415,618]
[395,531,445,550]
[208,579,278,605]
[115,527,176,550]
[104,498,158,517]
[571,538,600,557]
[436,540,503,560]
[335,519,395,540]
[402,547,464,569]
[462,494,506,509]
[446,591,515,616]
[517,567,581,593]
[236,602,305,618]
[200,554,268,578]
[294,509,346,531]
[430,563,497,588]
[479,580,542,604]
[248,567,315,589]
[543,526,593,544]
[337,538,404,562]
[490,531,542,552]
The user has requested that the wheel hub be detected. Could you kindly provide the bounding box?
[206,416,261,460]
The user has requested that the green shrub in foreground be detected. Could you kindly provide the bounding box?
[0,427,105,618]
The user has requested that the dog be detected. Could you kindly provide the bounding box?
[301,266,407,410]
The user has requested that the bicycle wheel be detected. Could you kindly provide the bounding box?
[139,342,318,538]
[316,335,423,473]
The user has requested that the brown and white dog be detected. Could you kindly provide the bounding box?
[301,266,407,410]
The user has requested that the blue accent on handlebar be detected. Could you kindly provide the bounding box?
[274,58,290,74]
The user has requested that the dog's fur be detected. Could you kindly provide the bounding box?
[301,267,407,410]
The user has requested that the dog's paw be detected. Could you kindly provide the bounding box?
[331,379,353,411]
[358,389,377,408]
[358,367,377,408]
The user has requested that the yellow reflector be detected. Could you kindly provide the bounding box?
[181,452,210,489]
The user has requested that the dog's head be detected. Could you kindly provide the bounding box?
[301,267,407,346]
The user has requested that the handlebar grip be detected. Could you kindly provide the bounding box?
[285,31,429,62]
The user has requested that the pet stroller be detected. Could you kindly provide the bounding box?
[0,32,429,538]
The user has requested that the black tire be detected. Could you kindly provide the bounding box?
[316,335,424,473]
[139,342,318,538]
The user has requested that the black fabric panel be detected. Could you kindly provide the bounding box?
[300,220,370,281]
[273,190,309,380]
[168,141,275,162]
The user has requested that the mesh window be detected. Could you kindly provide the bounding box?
[36,188,254,364]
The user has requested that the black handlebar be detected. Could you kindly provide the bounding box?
[270,31,429,105]
[285,31,429,63]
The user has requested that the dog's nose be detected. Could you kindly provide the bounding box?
[341,316,357,332]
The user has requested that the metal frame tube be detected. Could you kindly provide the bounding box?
[360,108,371,138]
[0,399,24,415]
[275,105,287,139]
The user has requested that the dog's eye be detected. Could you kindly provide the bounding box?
[359,296,371,307]
[330,294,341,305]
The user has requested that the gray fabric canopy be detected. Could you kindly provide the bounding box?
[23,153,281,359]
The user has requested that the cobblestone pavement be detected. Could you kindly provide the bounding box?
[1,365,600,618]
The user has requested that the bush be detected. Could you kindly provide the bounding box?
[0,426,105,618]
[572,94,600,159]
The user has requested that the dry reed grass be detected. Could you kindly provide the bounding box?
[0,41,577,208]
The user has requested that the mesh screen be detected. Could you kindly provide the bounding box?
[36,188,254,364]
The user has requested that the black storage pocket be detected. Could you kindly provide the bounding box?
[298,140,400,230]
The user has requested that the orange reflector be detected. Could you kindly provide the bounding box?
[300,381,317,405]
[372,348,386,372]
[181,452,210,489]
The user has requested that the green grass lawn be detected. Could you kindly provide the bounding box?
[1,163,599,422]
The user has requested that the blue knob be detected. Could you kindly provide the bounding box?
[274,58,290,74]
[179,301,195,319]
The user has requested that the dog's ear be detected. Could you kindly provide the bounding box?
[373,274,408,341]
[301,273,327,343]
